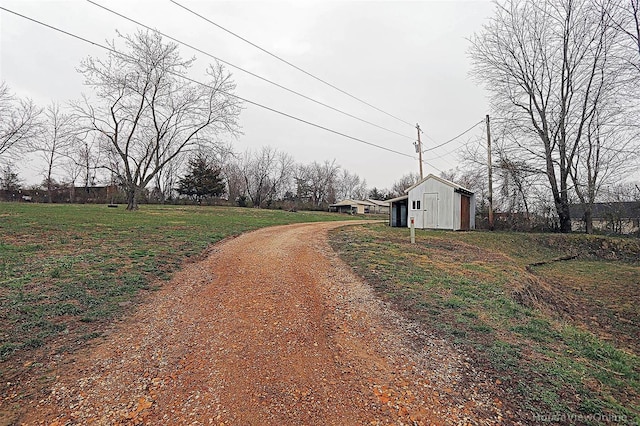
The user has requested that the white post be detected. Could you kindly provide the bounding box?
[410,216,415,244]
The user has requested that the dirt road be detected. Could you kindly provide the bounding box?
[24,221,504,425]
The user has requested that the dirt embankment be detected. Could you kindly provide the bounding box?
[14,222,506,425]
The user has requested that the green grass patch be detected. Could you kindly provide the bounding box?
[329,224,640,423]
[0,203,360,364]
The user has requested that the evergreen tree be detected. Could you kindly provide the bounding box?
[177,155,225,204]
[368,187,386,200]
[0,164,21,192]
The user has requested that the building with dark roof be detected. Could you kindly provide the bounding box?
[569,202,640,234]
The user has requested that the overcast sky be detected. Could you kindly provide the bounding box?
[1,0,495,190]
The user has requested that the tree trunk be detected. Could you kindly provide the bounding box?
[556,200,572,233]
[584,209,593,234]
[126,185,138,211]
[47,166,53,203]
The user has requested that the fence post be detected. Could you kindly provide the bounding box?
[410,216,415,244]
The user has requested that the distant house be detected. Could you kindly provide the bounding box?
[570,202,640,234]
[329,199,384,214]
[366,199,390,214]
[388,174,475,230]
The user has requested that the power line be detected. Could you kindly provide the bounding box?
[414,128,442,159]
[492,117,640,129]
[429,127,485,161]
[423,133,440,145]
[169,0,415,128]
[422,120,484,152]
[0,5,424,164]
[85,0,415,141]
[425,157,443,173]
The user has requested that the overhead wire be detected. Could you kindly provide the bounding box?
[416,120,486,171]
[0,5,436,166]
[169,0,416,128]
[422,120,484,152]
[430,134,483,161]
[85,0,415,141]
[490,117,639,155]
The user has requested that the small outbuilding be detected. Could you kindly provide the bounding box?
[570,202,640,234]
[366,199,390,214]
[329,199,377,214]
[388,174,475,230]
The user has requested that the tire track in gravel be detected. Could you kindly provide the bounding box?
[23,221,505,425]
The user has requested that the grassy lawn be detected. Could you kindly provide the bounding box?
[0,203,359,369]
[330,224,640,424]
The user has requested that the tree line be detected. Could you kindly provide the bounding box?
[171,147,398,209]
[3,0,639,231]
[0,138,415,209]
[1,31,240,210]
[0,30,414,211]
[469,0,640,232]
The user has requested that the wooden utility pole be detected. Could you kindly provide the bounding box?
[486,115,494,230]
[416,123,423,179]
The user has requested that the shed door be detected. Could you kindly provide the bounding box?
[460,195,470,231]
[423,193,438,228]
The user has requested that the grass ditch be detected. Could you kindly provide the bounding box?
[329,223,639,424]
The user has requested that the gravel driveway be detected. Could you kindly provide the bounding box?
[25,221,504,425]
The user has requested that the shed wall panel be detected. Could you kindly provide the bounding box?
[453,192,462,230]
[408,178,457,230]
[406,176,475,230]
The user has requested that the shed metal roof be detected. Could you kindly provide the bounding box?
[329,199,376,207]
[366,199,390,206]
[404,173,474,195]
[385,194,409,203]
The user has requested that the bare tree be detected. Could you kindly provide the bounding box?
[603,0,640,72]
[61,133,104,202]
[626,0,640,65]
[352,179,369,200]
[79,135,102,188]
[35,102,76,202]
[0,82,42,163]
[152,150,186,203]
[296,160,340,207]
[240,146,294,208]
[271,151,295,203]
[497,157,531,216]
[336,169,366,200]
[622,0,640,71]
[75,30,241,210]
[204,142,237,202]
[390,172,420,197]
[470,0,626,232]
[569,107,638,231]
[61,154,83,203]
[223,160,246,205]
[603,181,640,201]
[441,166,489,208]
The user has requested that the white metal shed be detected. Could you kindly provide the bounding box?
[400,174,475,230]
